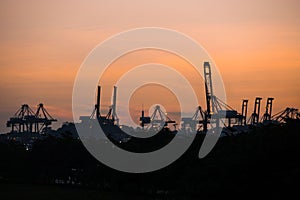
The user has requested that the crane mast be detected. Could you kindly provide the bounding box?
[204,62,215,116]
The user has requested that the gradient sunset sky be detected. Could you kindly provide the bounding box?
[0,0,299,132]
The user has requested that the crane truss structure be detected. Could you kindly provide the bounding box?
[7,103,57,133]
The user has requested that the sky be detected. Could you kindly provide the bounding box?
[0,0,300,132]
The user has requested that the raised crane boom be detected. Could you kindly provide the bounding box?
[204,62,214,115]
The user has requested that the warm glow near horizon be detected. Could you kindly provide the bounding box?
[0,0,299,132]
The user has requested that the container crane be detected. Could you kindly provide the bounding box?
[87,85,119,125]
[239,99,248,125]
[6,103,57,133]
[34,103,57,133]
[272,107,300,123]
[7,104,35,132]
[203,62,243,129]
[261,97,274,122]
[248,97,262,125]
[181,106,207,132]
[139,105,177,131]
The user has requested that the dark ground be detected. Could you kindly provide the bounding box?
[0,121,300,199]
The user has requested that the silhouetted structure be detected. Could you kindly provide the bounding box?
[182,106,207,133]
[272,107,300,122]
[198,62,243,131]
[239,99,248,125]
[3,62,300,144]
[6,103,57,133]
[261,97,274,122]
[78,85,129,142]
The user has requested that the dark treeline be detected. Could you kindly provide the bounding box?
[0,121,300,199]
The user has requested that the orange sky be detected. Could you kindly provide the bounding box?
[0,0,300,132]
